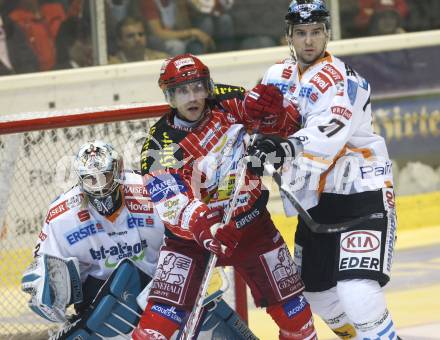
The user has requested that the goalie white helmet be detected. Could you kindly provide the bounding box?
[74,140,124,215]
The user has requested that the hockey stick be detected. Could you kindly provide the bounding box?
[180,133,258,340]
[265,164,384,233]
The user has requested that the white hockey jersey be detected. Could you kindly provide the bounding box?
[262,53,393,215]
[34,171,165,281]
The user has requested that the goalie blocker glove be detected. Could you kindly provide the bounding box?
[247,135,295,177]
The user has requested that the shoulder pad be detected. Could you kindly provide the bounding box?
[123,171,143,184]
[319,63,344,85]
[45,190,84,224]
[343,62,369,90]
[49,194,62,205]
[344,63,357,78]
[213,83,245,101]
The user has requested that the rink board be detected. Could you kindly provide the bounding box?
[1,191,440,288]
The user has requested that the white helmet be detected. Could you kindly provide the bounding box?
[74,140,123,214]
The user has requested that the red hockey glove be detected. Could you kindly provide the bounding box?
[244,84,300,135]
[244,84,283,119]
[280,99,302,137]
[191,209,240,257]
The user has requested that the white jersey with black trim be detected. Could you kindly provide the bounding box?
[34,171,165,281]
[262,53,393,215]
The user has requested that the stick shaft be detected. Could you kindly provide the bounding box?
[181,134,258,339]
[266,164,382,233]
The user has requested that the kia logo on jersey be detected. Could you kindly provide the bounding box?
[341,231,380,253]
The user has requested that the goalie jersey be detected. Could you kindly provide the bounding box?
[34,171,165,281]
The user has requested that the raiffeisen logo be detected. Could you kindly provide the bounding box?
[89,240,147,268]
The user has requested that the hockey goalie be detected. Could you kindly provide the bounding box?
[21,140,256,339]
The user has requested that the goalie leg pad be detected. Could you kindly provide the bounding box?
[50,298,142,339]
[49,259,151,339]
[267,295,317,340]
[49,318,96,340]
[21,254,82,323]
[132,301,184,340]
[87,259,151,337]
[199,298,258,340]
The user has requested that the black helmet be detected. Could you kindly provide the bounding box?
[285,0,330,29]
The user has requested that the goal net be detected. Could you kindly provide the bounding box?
[0,104,247,339]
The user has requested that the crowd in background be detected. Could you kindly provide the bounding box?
[0,0,439,76]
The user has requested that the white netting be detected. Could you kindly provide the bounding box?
[0,115,158,339]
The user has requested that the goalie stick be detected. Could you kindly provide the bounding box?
[265,164,384,233]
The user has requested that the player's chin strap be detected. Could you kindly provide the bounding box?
[180,132,260,340]
[264,164,384,233]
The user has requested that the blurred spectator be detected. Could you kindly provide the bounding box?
[67,0,124,57]
[7,0,68,71]
[404,0,440,32]
[59,0,120,57]
[104,0,140,47]
[339,0,361,38]
[54,16,92,69]
[358,0,408,35]
[341,0,408,38]
[187,0,235,52]
[0,0,39,75]
[108,16,168,63]
[64,0,83,17]
[139,0,214,56]
[105,0,140,24]
[230,0,289,50]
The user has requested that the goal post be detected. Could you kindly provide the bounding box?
[0,104,247,338]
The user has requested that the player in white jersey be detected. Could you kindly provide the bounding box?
[21,140,165,337]
[246,1,400,339]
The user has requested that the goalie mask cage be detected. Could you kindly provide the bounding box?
[0,104,247,339]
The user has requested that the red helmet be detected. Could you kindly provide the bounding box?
[158,54,214,108]
[158,54,212,91]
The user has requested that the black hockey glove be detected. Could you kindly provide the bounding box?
[247,135,295,176]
